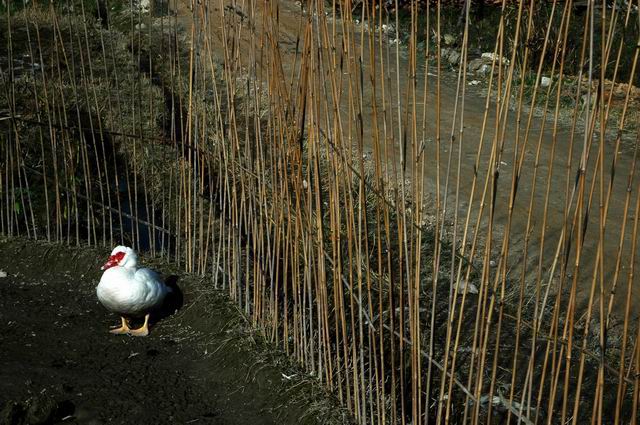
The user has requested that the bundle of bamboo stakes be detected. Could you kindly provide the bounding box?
[2,0,640,423]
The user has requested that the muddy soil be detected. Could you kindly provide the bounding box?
[0,238,348,425]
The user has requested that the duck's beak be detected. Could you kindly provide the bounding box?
[101,256,118,271]
[102,251,125,271]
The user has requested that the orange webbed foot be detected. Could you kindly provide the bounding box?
[109,316,130,335]
[128,313,150,337]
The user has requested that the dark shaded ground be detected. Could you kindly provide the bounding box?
[0,238,348,425]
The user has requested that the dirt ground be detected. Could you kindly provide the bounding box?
[0,238,349,425]
[177,0,640,318]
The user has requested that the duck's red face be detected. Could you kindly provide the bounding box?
[101,251,126,271]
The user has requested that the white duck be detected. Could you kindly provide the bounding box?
[96,246,171,336]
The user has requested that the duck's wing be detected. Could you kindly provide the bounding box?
[134,267,161,283]
[134,268,172,295]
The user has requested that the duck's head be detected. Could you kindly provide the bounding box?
[101,246,138,270]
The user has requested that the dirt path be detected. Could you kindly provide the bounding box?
[0,238,347,425]
[181,0,639,317]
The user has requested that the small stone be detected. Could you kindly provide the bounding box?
[478,64,492,76]
[447,50,461,66]
[481,52,510,65]
[457,280,478,295]
[468,58,485,73]
[443,33,456,45]
[138,0,150,11]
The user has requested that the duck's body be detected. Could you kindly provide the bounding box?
[97,266,169,316]
[96,246,170,336]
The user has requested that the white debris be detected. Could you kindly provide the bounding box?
[138,0,150,11]
[0,270,7,278]
[468,80,480,86]
[457,280,478,295]
[381,23,395,35]
[540,76,552,87]
[478,64,492,76]
[481,52,510,65]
